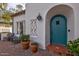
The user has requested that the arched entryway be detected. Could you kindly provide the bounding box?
[50,15,67,46]
[45,4,74,47]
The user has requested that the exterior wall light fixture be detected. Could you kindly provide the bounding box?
[37,13,42,21]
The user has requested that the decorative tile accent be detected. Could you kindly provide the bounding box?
[31,19,38,36]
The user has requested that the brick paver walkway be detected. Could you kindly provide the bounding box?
[47,44,72,56]
[0,41,54,56]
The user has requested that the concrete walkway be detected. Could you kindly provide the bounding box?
[0,41,54,56]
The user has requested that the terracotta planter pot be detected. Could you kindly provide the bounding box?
[21,40,30,49]
[31,43,38,53]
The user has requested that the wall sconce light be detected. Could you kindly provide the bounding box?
[37,13,42,21]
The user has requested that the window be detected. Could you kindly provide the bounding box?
[56,21,60,25]
[16,22,19,34]
[16,21,25,35]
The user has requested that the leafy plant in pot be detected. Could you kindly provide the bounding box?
[67,38,79,56]
[19,35,30,49]
[31,42,39,53]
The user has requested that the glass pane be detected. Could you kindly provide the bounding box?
[56,21,59,25]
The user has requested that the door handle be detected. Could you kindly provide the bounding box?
[68,29,70,32]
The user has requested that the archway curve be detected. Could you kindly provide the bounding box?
[45,4,75,47]
[45,4,74,20]
[45,4,74,18]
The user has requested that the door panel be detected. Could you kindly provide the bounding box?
[50,15,67,46]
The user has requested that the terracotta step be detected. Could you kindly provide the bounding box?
[47,44,72,56]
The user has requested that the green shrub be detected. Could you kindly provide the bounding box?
[19,35,30,42]
[67,38,79,55]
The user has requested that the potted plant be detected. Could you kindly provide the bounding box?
[31,42,39,53]
[67,39,79,56]
[19,34,30,49]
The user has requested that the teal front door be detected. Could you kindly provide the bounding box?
[50,15,67,46]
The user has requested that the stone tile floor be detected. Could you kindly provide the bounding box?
[0,41,54,56]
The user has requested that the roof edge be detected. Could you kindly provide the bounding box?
[11,10,25,17]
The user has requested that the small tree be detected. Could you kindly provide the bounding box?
[2,11,12,23]
[0,3,24,24]
[0,3,12,23]
[16,4,23,12]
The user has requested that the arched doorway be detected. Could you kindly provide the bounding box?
[45,4,74,47]
[50,15,67,46]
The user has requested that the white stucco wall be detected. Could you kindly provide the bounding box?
[73,5,79,39]
[25,4,47,49]
[13,14,25,35]
[25,3,79,49]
